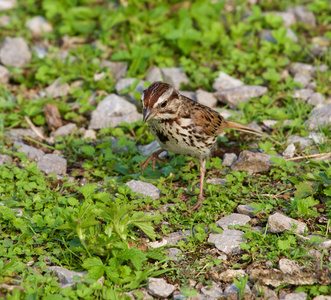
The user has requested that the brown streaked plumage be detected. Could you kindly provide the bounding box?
[138,81,263,211]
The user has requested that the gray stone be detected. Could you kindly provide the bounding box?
[0,154,12,165]
[165,230,192,245]
[146,66,163,82]
[217,269,246,283]
[252,283,278,300]
[279,258,301,275]
[0,15,10,26]
[214,85,268,108]
[237,204,256,217]
[284,292,307,300]
[307,92,325,106]
[100,60,127,82]
[180,90,196,101]
[268,212,307,234]
[33,45,47,59]
[247,121,262,132]
[282,143,296,158]
[287,135,312,148]
[286,28,298,42]
[208,229,246,254]
[216,213,251,229]
[310,43,328,58]
[293,73,311,88]
[313,296,331,300]
[126,180,161,200]
[89,94,140,129]
[222,153,237,167]
[0,37,31,67]
[224,283,250,296]
[206,178,227,185]
[291,6,316,28]
[147,277,175,298]
[0,0,15,11]
[166,248,182,261]
[37,154,67,175]
[83,129,96,140]
[231,150,272,175]
[48,266,87,288]
[0,201,22,217]
[7,128,41,143]
[317,239,331,250]
[115,78,145,94]
[212,71,243,91]
[311,64,328,77]
[51,123,77,137]
[201,282,223,298]
[307,105,331,130]
[138,140,161,156]
[26,16,52,36]
[40,77,70,98]
[290,62,314,75]
[307,249,322,260]
[292,89,314,101]
[0,64,10,84]
[262,120,279,128]
[160,67,189,90]
[16,143,45,161]
[268,11,296,27]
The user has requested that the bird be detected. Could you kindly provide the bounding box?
[138,81,264,211]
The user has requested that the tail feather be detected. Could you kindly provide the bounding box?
[225,120,264,136]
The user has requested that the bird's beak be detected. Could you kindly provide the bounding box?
[143,107,155,123]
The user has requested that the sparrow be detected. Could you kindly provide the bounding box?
[138,81,263,211]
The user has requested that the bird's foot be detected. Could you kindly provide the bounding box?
[190,195,204,212]
[137,149,166,174]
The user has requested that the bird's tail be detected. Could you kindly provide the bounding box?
[226,120,264,136]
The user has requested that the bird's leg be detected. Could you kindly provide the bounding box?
[137,149,167,174]
[190,159,206,211]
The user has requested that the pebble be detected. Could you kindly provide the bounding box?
[126,180,161,200]
[212,71,243,91]
[292,89,314,102]
[115,78,145,94]
[100,60,127,82]
[313,296,331,300]
[164,230,192,245]
[291,6,316,28]
[208,229,246,254]
[40,77,70,98]
[89,94,141,129]
[222,153,237,167]
[216,213,251,229]
[147,277,175,298]
[0,64,10,84]
[217,269,246,283]
[160,67,189,90]
[166,248,182,261]
[236,204,256,217]
[137,140,161,156]
[287,135,312,149]
[206,178,227,185]
[282,143,296,158]
[268,11,296,27]
[279,258,301,275]
[16,143,45,161]
[83,129,96,140]
[201,282,223,298]
[214,85,268,108]
[180,90,196,101]
[284,292,307,300]
[37,154,67,175]
[0,15,10,25]
[26,16,53,36]
[290,62,314,75]
[267,212,307,234]
[0,154,12,165]
[51,123,77,138]
[307,92,325,106]
[231,150,272,175]
[223,283,250,297]
[48,266,87,288]
[306,105,331,130]
[0,0,15,11]
[252,283,278,300]
[0,37,31,67]
[293,73,311,88]
[146,66,163,82]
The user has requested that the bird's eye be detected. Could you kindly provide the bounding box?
[161,101,167,108]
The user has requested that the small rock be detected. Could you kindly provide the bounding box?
[231,150,272,175]
[310,43,328,58]
[237,204,256,217]
[115,78,145,94]
[201,282,223,298]
[311,64,328,77]
[0,15,10,25]
[206,178,227,185]
[208,229,246,254]
[7,128,41,144]
[217,253,228,261]
[317,239,331,250]
[126,180,161,200]
[138,140,161,156]
[279,258,301,275]
[268,11,296,27]
[268,212,307,234]
[37,154,67,175]
[212,71,243,91]
[0,37,31,67]
[224,283,250,296]
[247,121,262,132]
[16,143,45,161]
[147,277,175,298]
[166,248,182,261]
[180,90,196,101]
[307,92,325,106]
[44,103,63,130]
[148,239,167,249]
[33,45,47,59]
[0,0,15,11]
[290,62,314,75]
[26,16,53,36]
[164,230,192,245]
[287,135,312,149]
[0,64,10,84]
[284,292,307,300]
[286,28,298,42]
[292,89,314,101]
[0,154,12,165]
[40,77,70,98]
[252,283,278,300]
[313,296,331,300]
[83,129,96,140]
[262,120,279,128]
[100,60,127,82]
[51,123,77,138]
[291,6,316,28]
[283,143,296,158]
[216,213,251,229]
[214,85,268,109]
[160,67,189,90]
[307,249,322,260]
[89,94,140,129]
[146,66,163,82]
[293,73,311,88]
[222,153,237,167]
[195,89,217,108]
[48,266,87,288]
[306,105,331,130]
[217,269,246,283]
